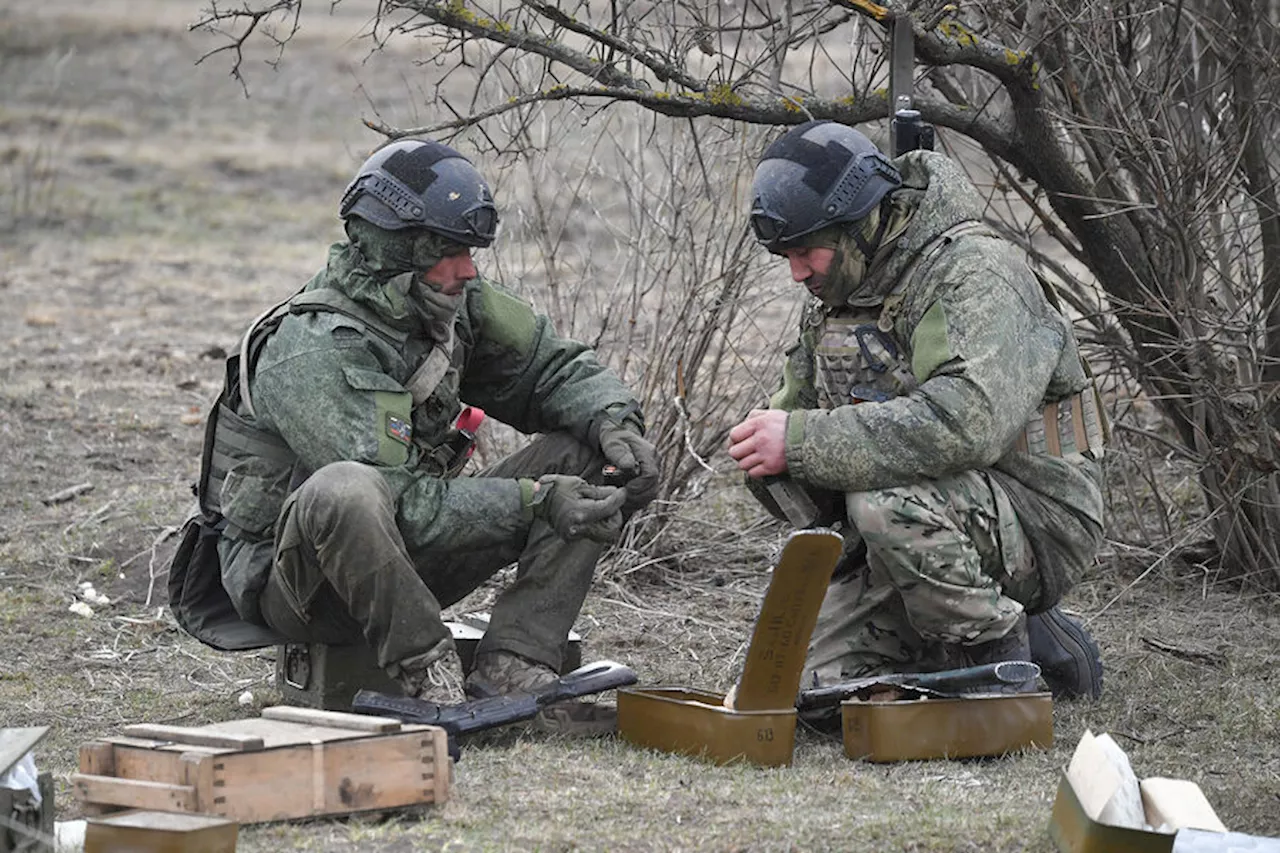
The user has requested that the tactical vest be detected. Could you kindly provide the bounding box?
[812,310,917,410]
[810,221,1106,460]
[198,287,461,520]
[174,287,464,652]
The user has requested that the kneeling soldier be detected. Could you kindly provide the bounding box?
[730,122,1104,700]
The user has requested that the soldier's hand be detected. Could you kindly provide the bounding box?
[596,422,660,511]
[728,409,789,477]
[531,475,626,543]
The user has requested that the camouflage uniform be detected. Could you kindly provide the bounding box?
[758,151,1105,684]
[213,228,640,681]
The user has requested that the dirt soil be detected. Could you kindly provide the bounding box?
[1,2,1278,851]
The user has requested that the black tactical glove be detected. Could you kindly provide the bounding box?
[528,475,626,543]
[594,420,660,511]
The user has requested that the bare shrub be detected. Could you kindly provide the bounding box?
[0,47,82,230]
[451,99,797,567]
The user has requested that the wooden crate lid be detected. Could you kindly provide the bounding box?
[111,707,419,753]
[87,810,236,831]
[1,726,49,777]
[85,809,239,853]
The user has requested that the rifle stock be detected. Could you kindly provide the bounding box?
[351,659,638,735]
[795,661,1041,711]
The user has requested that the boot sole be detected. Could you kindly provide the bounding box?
[1032,608,1103,700]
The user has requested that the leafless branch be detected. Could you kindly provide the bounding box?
[191,0,303,96]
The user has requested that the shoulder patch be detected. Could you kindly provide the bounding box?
[910,300,953,381]
[477,279,538,351]
[385,413,413,446]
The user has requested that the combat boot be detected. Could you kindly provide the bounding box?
[395,647,466,706]
[466,650,617,736]
[955,614,1038,693]
[1027,606,1103,700]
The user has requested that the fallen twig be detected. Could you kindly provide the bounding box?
[1087,521,1218,624]
[145,525,181,607]
[63,500,116,536]
[1140,636,1229,668]
[599,596,735,633]
[42,482,94,505]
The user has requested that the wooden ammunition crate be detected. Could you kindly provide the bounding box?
[84,810,238,853]
[72,707,450,824]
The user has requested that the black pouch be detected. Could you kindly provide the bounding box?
[168,508,284,651]
[745,475,843,528]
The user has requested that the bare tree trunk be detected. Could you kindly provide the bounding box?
[1211,0,1280,583]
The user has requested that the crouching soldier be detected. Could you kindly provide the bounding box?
[171,139,659,732]
[729,121,1105,701]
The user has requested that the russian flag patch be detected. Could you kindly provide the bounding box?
[386,414,412,445]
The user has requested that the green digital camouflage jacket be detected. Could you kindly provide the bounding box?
[771,151,1105,592]
[216,241,638,614]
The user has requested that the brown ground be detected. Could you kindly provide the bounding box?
[1,2,1277,851]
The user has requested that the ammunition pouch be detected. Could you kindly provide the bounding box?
[201,401,296,518]
[173,295,299,653]
[417,430,474,479]
[1012,384,1107,461]
[173,381,294,650]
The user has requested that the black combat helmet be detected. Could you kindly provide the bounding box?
[339,139,499,247]
[749,120,902,254]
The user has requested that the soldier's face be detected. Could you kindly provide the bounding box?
[783,246,836,298]
[422,250,477,296]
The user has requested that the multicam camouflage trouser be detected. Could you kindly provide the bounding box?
[255,432,609,682]
[803,468,1039,687]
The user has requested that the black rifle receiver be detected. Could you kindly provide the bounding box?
[795,660,1041,711]
[351,659,638,757]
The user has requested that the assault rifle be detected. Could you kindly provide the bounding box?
[351,659,637,758]
[795,661,1041,713]
[889,12,935,156]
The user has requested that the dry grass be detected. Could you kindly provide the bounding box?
[0,2,1277,851]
